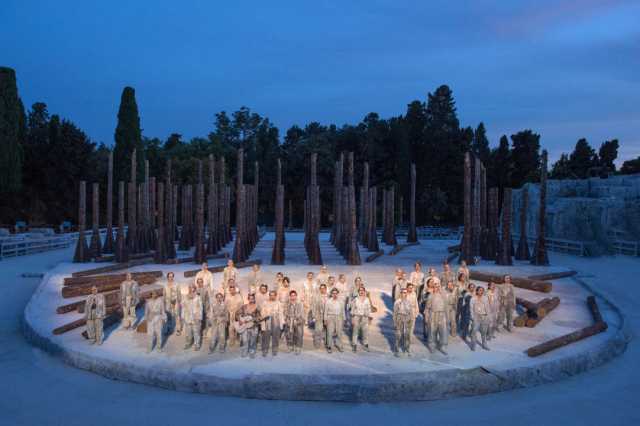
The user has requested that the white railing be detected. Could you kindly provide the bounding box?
[0,228,116,260]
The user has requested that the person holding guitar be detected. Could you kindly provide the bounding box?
[234,293,259,358]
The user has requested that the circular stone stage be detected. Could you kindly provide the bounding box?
[23,234,629,402]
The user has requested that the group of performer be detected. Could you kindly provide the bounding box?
[82,259,516,357]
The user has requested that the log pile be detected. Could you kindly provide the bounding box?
[513,297,560,327]
[526,296,607,357]
[468,270,552,293]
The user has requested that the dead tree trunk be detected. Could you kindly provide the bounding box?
[115,181,128,262]
[496,187,513,265]
[332,153,344,248]
[89,182,102,258]
[288,199,293,230]
[383,186,397,246]
[272,158,285,264]
[515,186,531,260]
[367,186,380,251]
[472,157,482,257]
[127,149,138,254]
[207,155,219,254]
[154,182,166,263]
[479,163,488,258]
[232,149,247,263]
[532,150,549,265]
[305,153,323,264]
[484,187,499,260]
[460,152,473,264]
[73,181,90,262]
[164,159,176,259]
[103,151,115,253]
[194,182,206,263]
[361,162,370,247]
[407,163,417,243]
[149,176,156,249]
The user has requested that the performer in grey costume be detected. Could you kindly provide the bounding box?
[470,286,490,351]
[208,292,229,353]
[284,290,305,354]
[120,272,139,329]
[259,290,282,356]
[393,288,414,356]
[85,286,105,345]
[426,281,448,354]
[164,272,182,336]
[145,290,167,353]
[324,288,345,353]
[350,287,371,352]
[311,284,329,349]
[182,284,203,351]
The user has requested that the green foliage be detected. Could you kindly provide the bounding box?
[472,122,490,164]
[620,156,640,175]
[568,138,597,179]
[509,130,541,188]
[550,153,571,179]
[113,86,144,183]
[598,139,619,173]
[0,67,25,194]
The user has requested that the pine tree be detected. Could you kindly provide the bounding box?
[113,86,143,183]
[0,67,25,193]
[620,157,640,175]
[550,153,571,179]
[472,122,490,164]
[510,130,541,188]
[488,135,511,194]
[598,139,619,173]
[568,138,597,179]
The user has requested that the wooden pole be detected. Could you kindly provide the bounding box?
[73,181,90,262]
[485,187,499,260]
[346,152,360,264]
[207,155,219,254]
[472,156,482,257]
[407,163,417,243]
[154,182,166,263]
[103,151,115,253]
[127,149,137,254]
[479,163,487,257]
[515,186,531,260]
[89,182,102,258]
[232,149,246,263]
[460,152,473,263]
[496,187,513,265]
[194,182,206,263]
[367,186,379,251]
[272,158,285,264]
[532,150,550,265]
[362,162,370,246]
[115,181,128,262]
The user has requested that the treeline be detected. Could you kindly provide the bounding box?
[1,65,637,227]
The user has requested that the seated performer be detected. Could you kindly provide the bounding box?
[324,288,345,353]
[208,292,229,354]
[195,262,213,291]
[85,286,106,345]
[235,293,259,358]
[259,290,282,356]
[470,286,490,351]
[311,284,329,349]
[350,286,371,352]
[182,284,203,351]
[284,290,305,355]
[120,272,139,330]
[164,272,182,336]
[393,288,413,356]
[145,290,166,353]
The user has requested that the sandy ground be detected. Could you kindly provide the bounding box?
[2,233,640,425]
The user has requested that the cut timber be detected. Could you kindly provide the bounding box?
[527,271,577,281]
[183,259,262,278]
[525,297,560,327]
[388,242,419,256]
[365,250,384,263]
[64,271,163,287]
[71,258,154,277]
[61,276,159,298]
[517,297,547,318]
[526,296,607,357]
[469,270,552,293]
[514,312,529,328]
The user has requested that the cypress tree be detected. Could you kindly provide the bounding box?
[0,67,25,193]
[113,86,143,183]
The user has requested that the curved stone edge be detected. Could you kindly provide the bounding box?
[21,274,631,402]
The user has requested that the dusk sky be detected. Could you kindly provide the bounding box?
[3,0,639,165]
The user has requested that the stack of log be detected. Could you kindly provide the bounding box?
[527,296,607,357]
[271,158,285,264]
[514,297,560,327]
[468,270,553,293]
[304,153,323,264]
[61,271,163,298]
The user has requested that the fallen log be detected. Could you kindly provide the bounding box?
[183,259,262,278]
[64,271,163,287]
[61,276,159,298]
[71,257,155,277]
[517,297,548,319]
[388,242,420,256]
[514,312,529,327]
[525,297,560,327]
[76,288,161,314]
[469,270,552,293]
[365,250,384,263]
[163,252,228,265]
[526,322,607,357]
[52,306,119,335]
[527,270,577,281]
[587,295,606,324]
[447,244,461,253]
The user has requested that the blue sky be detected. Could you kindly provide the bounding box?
[3,0,639,165]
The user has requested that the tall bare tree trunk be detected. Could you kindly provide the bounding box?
[515,186,531,260]
[497,187,513,265]
[155,182,166,263]
[127,149,138,254]
[532,150,550,265]
[89,182,102,258]
[367,186,380,251]
[232,149,247,263]
[103,151,115,253]
[460,152,474,264]
[115,181,128,262]
[407,163,417,243]
[73,181,90,262]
